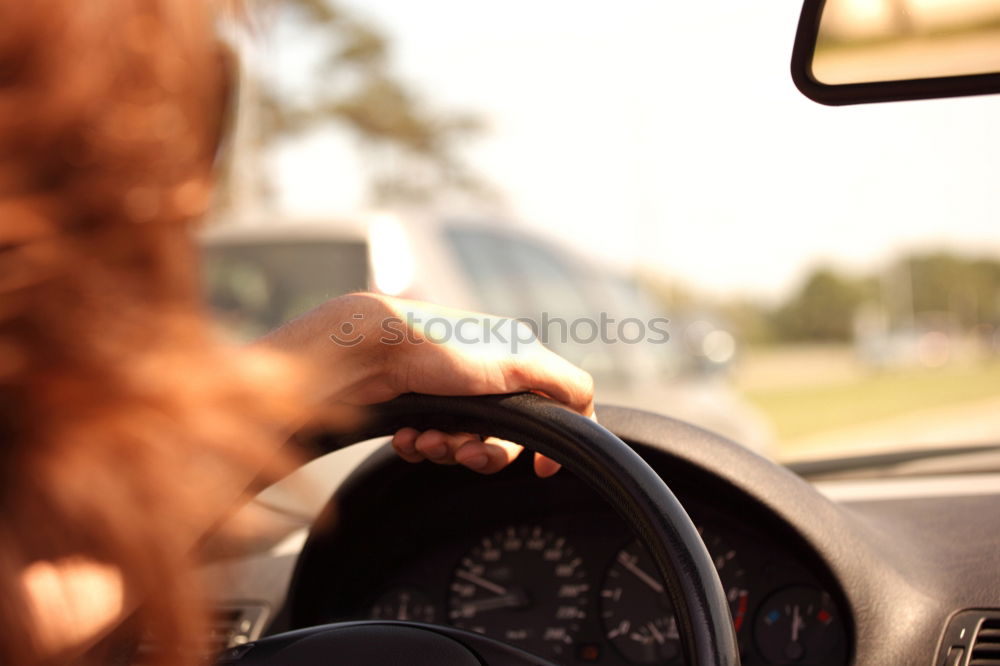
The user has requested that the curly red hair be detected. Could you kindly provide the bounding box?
[0,2,317,663]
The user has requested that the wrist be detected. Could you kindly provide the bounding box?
[258,292,399,405]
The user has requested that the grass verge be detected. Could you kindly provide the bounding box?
[740,358,1000,442]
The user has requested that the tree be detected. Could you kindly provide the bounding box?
[249,0,493,206]
[771,267,871,342]
[901,252,1000,327]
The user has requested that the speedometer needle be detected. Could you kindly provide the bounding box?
[456,570,508,596]
[617,551,664,594]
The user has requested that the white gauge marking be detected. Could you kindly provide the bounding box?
[647,621,666,645]
[607,619,631,639]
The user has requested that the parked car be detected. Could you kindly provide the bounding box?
[201,220,370,340]
[200,215,772,453]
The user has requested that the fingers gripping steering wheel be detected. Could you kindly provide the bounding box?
[221,393,740,666]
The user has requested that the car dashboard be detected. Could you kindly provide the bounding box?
[287,449,848,665]
[204,405,1000,666]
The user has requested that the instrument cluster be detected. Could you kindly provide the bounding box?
[290,457,849,665]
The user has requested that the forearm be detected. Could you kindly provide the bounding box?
[256,292,400,407]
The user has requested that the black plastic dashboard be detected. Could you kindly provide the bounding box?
[289,449,848,665]
[274,405,1000,666]
[285,405,855,666]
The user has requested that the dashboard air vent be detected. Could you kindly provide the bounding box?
[207,602,270,656]
[938,610,1000,666]
[971,617,1000,666]
[129,602,269,664]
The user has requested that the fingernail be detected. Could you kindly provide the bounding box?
[463,454,489,470]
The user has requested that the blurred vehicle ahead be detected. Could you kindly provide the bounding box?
[200,215,773,454]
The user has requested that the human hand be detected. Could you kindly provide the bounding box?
[260,293,594,476]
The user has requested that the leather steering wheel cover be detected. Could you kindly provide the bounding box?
[309,393,740,666]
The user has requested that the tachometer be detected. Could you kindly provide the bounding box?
[600,541,681,664]
[700,528,749,633]
[448,525,589,659]
[600,529,749,664]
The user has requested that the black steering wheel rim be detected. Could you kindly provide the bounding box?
[233,393,740,666]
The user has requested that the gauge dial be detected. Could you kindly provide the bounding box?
[600,531,749,664]
[448,525,589,659]
[699,528,750,633]
[370,587,436,623]
[600,542,681,664]
[753,586,846,665]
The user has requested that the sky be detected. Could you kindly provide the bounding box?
[261,0,1000,301]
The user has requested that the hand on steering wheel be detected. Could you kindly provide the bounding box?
[223,394,740,666]
[260,293,595,477]
[391,429,563,477]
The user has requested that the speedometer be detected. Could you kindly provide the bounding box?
[448,525,589,659]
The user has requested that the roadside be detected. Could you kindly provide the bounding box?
[775,395,1000,461]
[734,344,1000,461]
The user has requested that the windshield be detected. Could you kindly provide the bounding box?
[206,0,1000,466]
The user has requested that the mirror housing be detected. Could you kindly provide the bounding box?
[792,0,1000,105]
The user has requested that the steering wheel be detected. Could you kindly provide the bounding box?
[220,393,740,666]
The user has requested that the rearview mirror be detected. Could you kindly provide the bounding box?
[792,0,1000,104]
